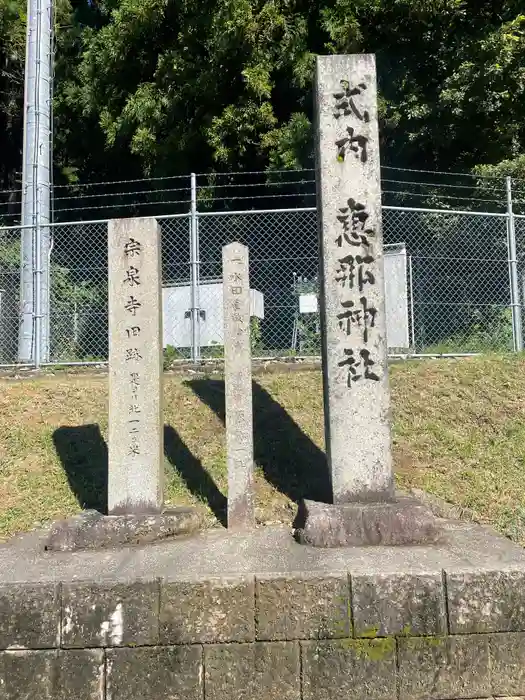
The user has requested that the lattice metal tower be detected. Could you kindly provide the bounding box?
[18,0,53,364]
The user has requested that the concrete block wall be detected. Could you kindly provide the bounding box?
[1,570,525,699]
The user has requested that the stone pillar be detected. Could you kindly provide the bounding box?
[315,53,394,504]
[222,242,255,529]
[297,54,440,547]
[108,217,163,514]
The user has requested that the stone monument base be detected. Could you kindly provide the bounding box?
[45,507,201,552]
[2,520,525,698]
[295,495,442,547]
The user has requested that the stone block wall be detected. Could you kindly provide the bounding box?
[1,570,525,699]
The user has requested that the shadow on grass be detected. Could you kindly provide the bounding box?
[164,425,227,527]
[52,424,108,513]
[188,379,330,506]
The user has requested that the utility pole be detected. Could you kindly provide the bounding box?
[506,176,523,352]
[19,0,53,365]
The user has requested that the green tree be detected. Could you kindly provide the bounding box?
[50,0,525,185]
[0,0,25,209]
[0,0,523,193]
[53,0,316,182]
[322,0,525,172]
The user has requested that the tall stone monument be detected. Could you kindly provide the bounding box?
[316,53,393,504]
[222,242,255,529]
[298,54,440,546]
[108,217,164,514]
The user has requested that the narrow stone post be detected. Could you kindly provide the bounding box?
[222,242,255,529]
[108,217,163,514]
[297,54,440,546]
[316,53,393,504]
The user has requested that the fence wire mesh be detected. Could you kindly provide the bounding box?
[515,214,525,340]
[0,204,520,367]
[384,209,512,354]
[197,209,319,359]
[0,225,22,364]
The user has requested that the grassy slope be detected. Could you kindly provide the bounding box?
[1,355,525,544]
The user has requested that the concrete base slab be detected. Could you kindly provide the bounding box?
[2,518,525,697]
[1,518,525,698]
[295,496,442,547]
[0,517,523,586]
[45,507,202,551]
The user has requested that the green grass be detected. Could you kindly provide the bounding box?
[1,355,525,543]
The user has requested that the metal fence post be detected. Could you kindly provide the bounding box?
[506,176,523,352]
[34,218,42,369]
[408,254,416,350]
[190,173,201,362]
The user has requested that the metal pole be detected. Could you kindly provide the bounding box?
[523,274,525,344]
[19,0,52,366]
[189,173,200,362]
[0,289,3,361]
[73,287,79,347]
[196,191,201,361]
[34,189,42,368]
[506,176,522,352]
[19,0,36,363]
[408,254,416,350]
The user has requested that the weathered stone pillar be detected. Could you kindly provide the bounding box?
[315,53,394,504]
[297,54,440,547]
[223,242,255,529]
[108,217,163,514]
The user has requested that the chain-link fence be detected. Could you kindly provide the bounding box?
[0,202,521,367]
[515,214,525,344]
[385,208,513,355]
